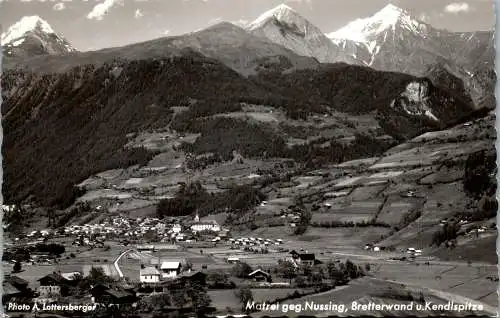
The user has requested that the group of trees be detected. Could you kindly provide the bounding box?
[292,199,312,235]
[143,281,212,317]
[311,219,392,229]
[464,150,496,198]
[2,54,273,209]
[3,204,35,237]
[431,221,460,247]
[231,262,254,278]
[156,181,266,218]
[274,259,365,288]
[430,149,497,247]
[206,272,235,289]
[395,208,423,231]
[178,117,287,161]
[4,243,66,264]
[235,287,254,312]
[283,133,395,169]
[67,267,115,298]
[35,243,66,256]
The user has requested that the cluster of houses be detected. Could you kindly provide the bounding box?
[139,261,183,283]
[3,247,322,312]
[364,244,385,252]
[278,210,302,227]
[169,214,226,243]
[3,264,209,309]
[11,214,226,248]
[229,237,283,247]
[365,244,424,257]
[441,218,493,239]
[3,271,139,307]
[406,248,423,256]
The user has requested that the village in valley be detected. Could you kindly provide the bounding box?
[2,206,369,317]
[2,112,498,317]
[1,113,498,317]
[1,0,498,317]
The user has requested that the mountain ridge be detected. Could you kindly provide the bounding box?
[325,4,494,108]
[247,4,359,65]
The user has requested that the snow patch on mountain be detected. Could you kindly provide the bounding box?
[1,16,55,45]
[247,4,302,31]
[2,15,77,56]
[11,38,26,47]
[327,4,427,53]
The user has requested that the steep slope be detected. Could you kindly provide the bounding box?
[2,53,476,209]
[247,4,358,64]
[1,16,76,60]
[3,22,319,76]
[328,4,494,108]
[1,53,274,207]
[297,110,495,257]
[257,63,475,139]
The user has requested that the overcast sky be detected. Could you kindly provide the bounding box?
[0,0,495,51]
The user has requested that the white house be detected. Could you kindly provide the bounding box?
[140,267,161,283]
[160,261,182,278]
[172,224,182,233]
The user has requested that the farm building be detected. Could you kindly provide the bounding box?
[38,273,71,297]
[160,261,182,278]
[248,269,272,283]
[297,253,316,266]
[176,271,207,285]
[290,251,317,266]
[82,265,114,278]
[61,272,81,281]
[140,267,161,284]
[90,284,137,305]
[3,283,23,303]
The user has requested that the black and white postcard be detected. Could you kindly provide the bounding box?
[0,0,497,317]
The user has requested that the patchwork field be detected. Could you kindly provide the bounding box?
[312,198,384,223]
[371,262,498,307]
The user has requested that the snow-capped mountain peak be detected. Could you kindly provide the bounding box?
[247,4,301,31]
[327,4,426,47]
[246,4,358,64]
[2,15,76,57]
[1,15,55,45]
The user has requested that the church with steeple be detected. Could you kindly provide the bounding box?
[190,211,221,232]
